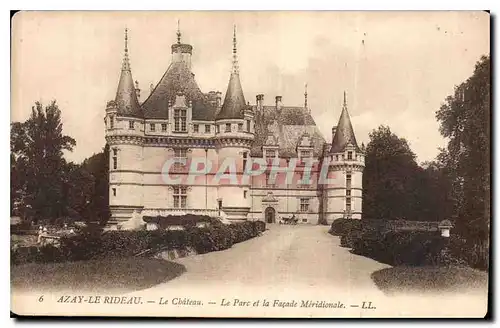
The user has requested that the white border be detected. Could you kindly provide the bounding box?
[3,1,496,327]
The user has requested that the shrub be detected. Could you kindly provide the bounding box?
[329,218,362,236]
[254,220,266,232]
[11,218,262,265]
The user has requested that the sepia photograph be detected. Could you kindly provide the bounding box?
[10,10,490,318]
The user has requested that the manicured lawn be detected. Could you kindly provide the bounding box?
[11,257,186,293]
[371,266,488,295]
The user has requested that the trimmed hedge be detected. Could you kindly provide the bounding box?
[329,218,362,236]
[11,220,262,265]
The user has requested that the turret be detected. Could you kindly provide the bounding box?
[105,28,144,228]
[323,91,365,223]
[214,26,255,222]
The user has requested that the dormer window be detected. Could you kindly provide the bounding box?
[194,124,199,133]
[246,120,251,132]
[150,123,156,132]
[238,123,243,132]
[225,123,231,132]
[109,116,114,129]
[265,150,276,159]
[129,121,135,130]
[205,124,211,133]
[347,151,353,160]
[174,109,187,132]
[300,150,311,160]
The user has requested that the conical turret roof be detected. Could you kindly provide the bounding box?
[115,28,142,118]
[216,26,247,120]
[330,92,360,153]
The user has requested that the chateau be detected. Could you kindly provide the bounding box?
[104,26,365,228]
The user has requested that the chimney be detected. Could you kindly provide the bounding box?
[135,80,141,100]
[275,96,283,111]
[216,91,222,108]
[150,83,154,95]
[256,94,264,111]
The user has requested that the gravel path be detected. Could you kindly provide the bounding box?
[141,224,390,298]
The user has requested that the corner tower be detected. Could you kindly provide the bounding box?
[105,28,145,227]
[324,92,365,223]
[214,26,255,221]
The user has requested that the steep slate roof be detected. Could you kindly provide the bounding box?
[115,29,143,118]
[216,26,247,120]
[329,94,360,153]
[216,72,247,120]
[251,106,326,158]
[141,61,217,121]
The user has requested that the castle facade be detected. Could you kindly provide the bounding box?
[104,26,364,228]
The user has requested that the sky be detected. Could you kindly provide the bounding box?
[11,11,490,164]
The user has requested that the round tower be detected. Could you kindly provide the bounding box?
[105,28,145,228]
[324,92,365,224]
[214,26,255,222]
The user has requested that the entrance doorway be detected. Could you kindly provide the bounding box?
[265,207,276,224]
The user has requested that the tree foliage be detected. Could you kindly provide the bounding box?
[363,126,422,220]
[435,55,490,241]
[10,101,76,221]
[10,101,110,225]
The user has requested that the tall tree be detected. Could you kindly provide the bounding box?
[10,101,76,222]
[362,125,422,221]
[436,55,490,241]
[80,144,110,225]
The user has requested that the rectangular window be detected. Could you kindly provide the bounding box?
[346,197,352,212]
[238,123,243,132]
[225,123,231,132]
[300,198,310,212]
[243,190,247,199]
[173,148,188,170]
[150,123,156,132]
[194,124,199,133]
[129,121,134,129]
[246,120,251,132]
[242,152,247,172]
[302,219,308,223]
[110,116,114,129]
[173,186,187,209]
[216,125,220,133]
[346,189,351,196]
[174,109,187,132]
[265,172,275,188]
[346,173,352,189]
[112,148,118,170]
[266,150,276,159]
[205,124,211,133]
[161,123,167,132]
[347,151,353,160]
[112,188,116,197]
